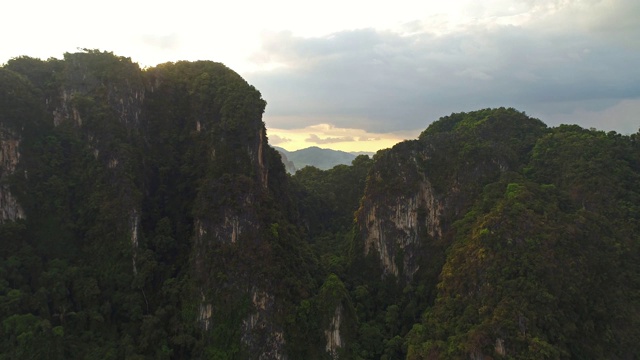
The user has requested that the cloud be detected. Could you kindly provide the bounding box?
[358,136,381,142]
[245,0,640,134]
[538,98,640,135]
[140,34,180,50]
[268,134,292,145]
[305,134,355,144]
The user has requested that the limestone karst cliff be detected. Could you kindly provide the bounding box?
[0,125,24,222]
[353,109,640,359]
[357,108,547,281]
[0,68,41,223]
[0,50,316,359]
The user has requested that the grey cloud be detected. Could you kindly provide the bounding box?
[535,98,640,135]
[245,1,640,134]
[305,134,355,144]
[585,0,640,47]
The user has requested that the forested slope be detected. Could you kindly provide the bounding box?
[292,108,640,359]
[353,109,640,359]
[0,50,319,359]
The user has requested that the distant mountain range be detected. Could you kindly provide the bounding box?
[274,146,374,172]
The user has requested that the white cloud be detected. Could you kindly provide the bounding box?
[267,134,292,145]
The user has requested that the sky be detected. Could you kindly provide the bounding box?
[2,0,639,152]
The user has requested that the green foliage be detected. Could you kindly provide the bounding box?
[291,155,373,277]
[5,56,64,101]
[406,124,640,359]
[417,107,547,194]
[0,68,45,135]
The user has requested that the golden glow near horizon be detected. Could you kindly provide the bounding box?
[265,123,419,153]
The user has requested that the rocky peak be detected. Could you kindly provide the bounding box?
[357,108,547,281]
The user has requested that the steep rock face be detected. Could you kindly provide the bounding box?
[50,52,145,269]
[357,144,444,278]
[251,128,269,188]
[357,109,547,281]
[2,52,147,258]
[0,126,24,222]
[315,274,355,359]
[324,303,344,359]
[191,129,286,358]
[360,183,443,277]
[144,61,296,357]
[52,51,145,129]
[0,128,20,173]
[357,140,453,280]
[0,68,42,223]
[242,288,287,360]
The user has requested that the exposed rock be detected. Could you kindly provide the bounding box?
[359,176,443,277]
[198,292,213,331]
[0,126,24,223]
[0,130,20,173]
[129,209,139,275]
[356,142,450,280]
[495,338,506,356]
[252,128,269,188]
[242,288,287,360]
[0,187,24,222]
[325,303,343,359]
[194,193,257,245]
[52,53,145,130]
[50,54,144,277]
[357,110,546,281]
